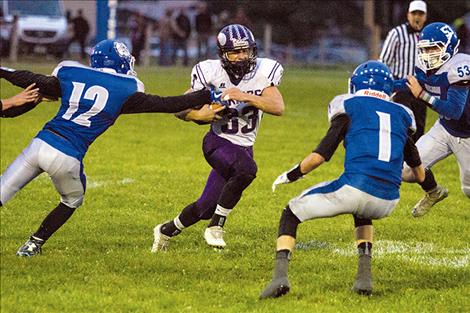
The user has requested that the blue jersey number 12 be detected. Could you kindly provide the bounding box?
[62,82,109,127]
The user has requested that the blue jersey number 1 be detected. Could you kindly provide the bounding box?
[376,111,391,162]
[62,82,109,127]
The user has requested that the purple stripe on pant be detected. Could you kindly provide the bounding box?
[194,131,257,219]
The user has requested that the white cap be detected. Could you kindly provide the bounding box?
[408,0,427,13]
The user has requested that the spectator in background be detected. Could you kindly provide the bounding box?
[67,10,90,60]
[455,18,469,53]
[195,2,213,60]
[171,9,191,66]
[232,7,252,29]
[131,13,147,65]
[216,10,230,31]
[379,0,427,142]
[158,9,174,66]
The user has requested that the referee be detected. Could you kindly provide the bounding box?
[379,0,428,141]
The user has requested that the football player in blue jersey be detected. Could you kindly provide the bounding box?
[0,39,222,257]
[399,22,470,217]
[259,61,425,298]
[1,83,41,117]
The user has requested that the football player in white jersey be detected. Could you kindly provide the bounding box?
[400,22,470,216]
[152,24,285,251]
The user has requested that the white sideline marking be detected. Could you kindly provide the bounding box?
[87,178,135,189]
[296,240,469,268]
[37,174,135,189]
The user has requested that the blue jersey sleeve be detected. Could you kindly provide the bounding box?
[428,85,468,120]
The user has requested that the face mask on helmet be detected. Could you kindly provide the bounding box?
[349,61,394,96]
[417,22,460,71]
[217,24,257,80]
[90,40,137,76]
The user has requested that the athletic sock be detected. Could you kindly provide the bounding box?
[419,168,437,193]
[273,249,291,279]
[208,204,231,227]
[160,218,182,237]
[33,202,75,242]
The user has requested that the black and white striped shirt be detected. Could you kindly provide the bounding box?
[379,23,421,79]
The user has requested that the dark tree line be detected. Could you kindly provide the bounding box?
[209,0,468,46]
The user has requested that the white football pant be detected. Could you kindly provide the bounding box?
[289,181,399,222]
[1,138,85,208]
[414,120,470,197]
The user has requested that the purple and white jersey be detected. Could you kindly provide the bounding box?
[190,58,283,146]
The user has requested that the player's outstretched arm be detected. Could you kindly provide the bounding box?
[221,86,284,116]
[120,89,215,114]
[1,83,42,118]
[175,104,225,124]
[272,153,325,191]
[272,114,349,191]
[0,67,61,100]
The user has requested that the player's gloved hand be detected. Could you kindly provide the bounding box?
[210,85,229,106]
[272,164,304,192]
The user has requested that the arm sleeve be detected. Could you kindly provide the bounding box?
[0,67,61,99]
[1,101,39,118]
[120,89,212,114]
[313,114,350,161]
[403,135,422,167]
[424,84,468,120]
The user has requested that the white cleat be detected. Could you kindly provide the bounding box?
[412,185,449,217]
[151,224,170,253]
[204,226,226,248]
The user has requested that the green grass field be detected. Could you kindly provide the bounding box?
[1,63,469,313]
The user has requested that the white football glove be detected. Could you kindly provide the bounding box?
[272,164,303,192]
[272,171,291,192]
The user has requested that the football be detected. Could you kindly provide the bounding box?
[209,103,224,110]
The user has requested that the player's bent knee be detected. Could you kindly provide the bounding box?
[236,172,256,189]
[278,206,301,238]
[61,193,84,209]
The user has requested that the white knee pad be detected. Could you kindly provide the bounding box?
[61,193,84,209]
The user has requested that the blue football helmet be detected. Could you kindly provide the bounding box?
[90,39,136,76]
[217,24,257,79]
[349,61,394,96]
[417,22,460,70]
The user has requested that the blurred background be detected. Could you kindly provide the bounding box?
[1,0,469,66]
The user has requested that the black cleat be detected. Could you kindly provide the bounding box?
[16,237,44,257]
[259,276,290,299]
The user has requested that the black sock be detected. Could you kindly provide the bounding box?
[160,221,181,237]
[33,202,75,242]
[357,242,373,256]
[273,249,291,278]
[161,202,203,237]
[419,168,437,192]
[208,213,226,228]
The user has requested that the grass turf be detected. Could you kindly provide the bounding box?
[1,63,469,313]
